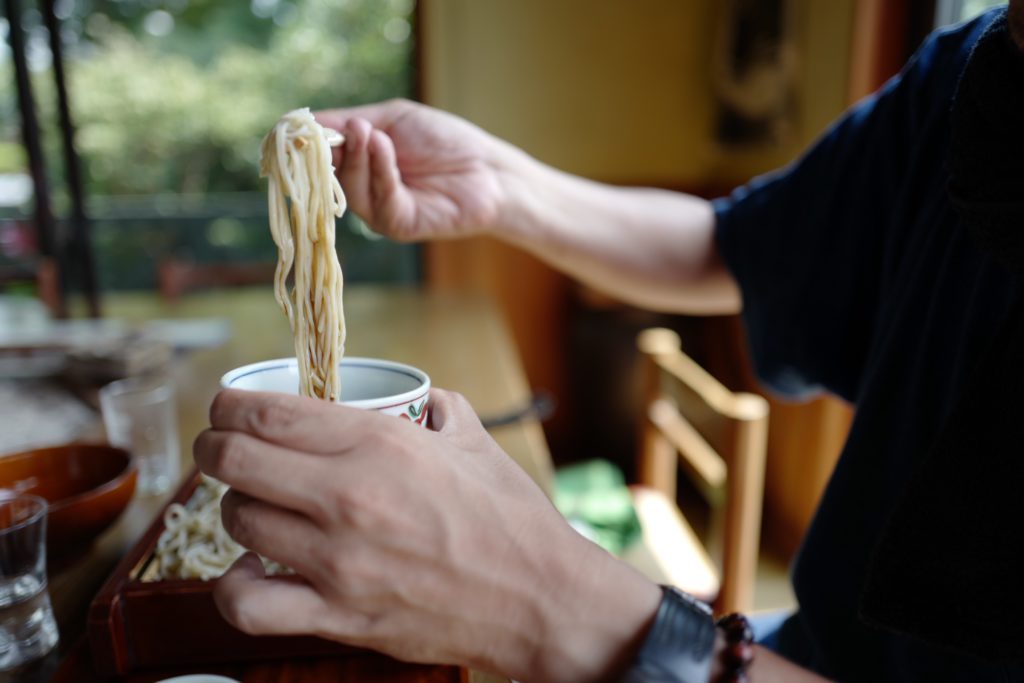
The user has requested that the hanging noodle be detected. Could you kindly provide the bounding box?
[260,107,347,401]
[151,112,347,580]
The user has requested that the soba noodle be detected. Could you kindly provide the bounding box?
[153,476,287,580]
[153,113,345,580]
[260,107,348,401]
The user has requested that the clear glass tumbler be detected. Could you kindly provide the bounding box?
[100,375,181,495]
[0,495,59,670]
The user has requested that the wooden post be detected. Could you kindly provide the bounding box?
[637,328,683,500]
[716,396,769,614]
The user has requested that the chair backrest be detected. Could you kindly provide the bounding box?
[636,327,769,613]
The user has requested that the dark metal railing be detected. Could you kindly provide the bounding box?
[4,0,99,317]
[1,193,421,291]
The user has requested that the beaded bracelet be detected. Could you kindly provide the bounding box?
[714,613,754,683]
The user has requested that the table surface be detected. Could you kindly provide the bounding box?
[29,285,553,683]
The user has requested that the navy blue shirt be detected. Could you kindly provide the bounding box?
[714,10,1024,681]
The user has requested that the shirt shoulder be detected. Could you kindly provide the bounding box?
[708,8,1005,400]
[902,7,1006,105]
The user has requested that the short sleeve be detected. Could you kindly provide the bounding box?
[713,29,965,401]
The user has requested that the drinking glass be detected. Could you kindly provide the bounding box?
[100,375,181,495]
[0,495,59,670]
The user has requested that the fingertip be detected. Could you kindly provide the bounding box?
[426,388,467,433]
[214,563,327,637]
[432,389,486,440]
[218,487,251,520]
[192,428,214,468]
[344,118,373,156]
[218,552,266,588]
[427,387,453,407]
[331,144,344,174]
[312,109,344,131]
[426,390,446,432]
[212,387,272,424]
[209,389,234,427]
[215,553,265,603]
[335,118,377,220]
[213,553,266,633]
[238,551,267,575]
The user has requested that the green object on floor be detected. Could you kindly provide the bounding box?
[554,459,642,555]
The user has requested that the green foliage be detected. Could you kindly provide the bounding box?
[61,0,413,195]
[0,0,418,291]
[0,142,24,174]
[0,61,15,147]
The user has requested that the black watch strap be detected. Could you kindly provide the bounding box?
[620,586,716,683]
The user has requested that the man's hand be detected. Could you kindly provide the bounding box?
[193,388,660,682]
[315,99,530,242]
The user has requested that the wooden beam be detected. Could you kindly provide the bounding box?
[647,398,728,503]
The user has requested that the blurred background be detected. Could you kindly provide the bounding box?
[0,0,419,293]
[0,0,1009,610]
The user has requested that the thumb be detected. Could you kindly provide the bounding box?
[428,389,487,441]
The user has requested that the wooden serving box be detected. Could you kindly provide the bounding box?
[88,470,365,676]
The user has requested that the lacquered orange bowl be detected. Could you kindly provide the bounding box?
[0,443,136,563]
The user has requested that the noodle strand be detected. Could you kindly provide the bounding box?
[259,107,347,401]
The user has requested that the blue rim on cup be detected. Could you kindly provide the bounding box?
[220,357,432,424]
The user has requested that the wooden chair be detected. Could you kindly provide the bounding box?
[623,327,769,614]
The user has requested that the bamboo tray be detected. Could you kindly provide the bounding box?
[87,470,408,676]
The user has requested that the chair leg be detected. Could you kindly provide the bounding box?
[639,424,677,501]
[716,413,768,614]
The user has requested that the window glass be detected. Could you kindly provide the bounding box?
[934,0,1007,28]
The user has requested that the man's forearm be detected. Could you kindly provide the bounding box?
[520,538,833,683]
[709,635,833,683]
[495,153,741,315]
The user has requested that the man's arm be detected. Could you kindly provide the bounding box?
[197,388,836,682]
[500,158,740,314]
[716,641,832,682]
[316,100,740,315]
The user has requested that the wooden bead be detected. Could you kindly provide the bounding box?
[717,613,754,643]
[724,641,754,667]
[714,612,754,683]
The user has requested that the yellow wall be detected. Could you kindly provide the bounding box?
[421,0,855,187]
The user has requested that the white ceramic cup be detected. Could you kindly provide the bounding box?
[220,357,431,425]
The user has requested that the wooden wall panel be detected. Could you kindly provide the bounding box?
[425,239,571,436]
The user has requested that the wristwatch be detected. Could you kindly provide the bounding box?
[620,586,716,683]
